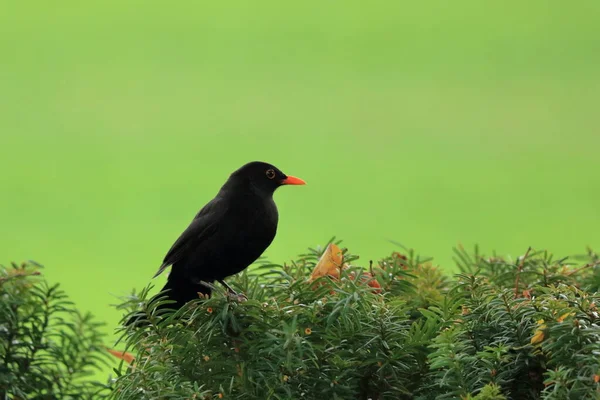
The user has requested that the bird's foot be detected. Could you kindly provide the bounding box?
[229,292,248,302]
[219,280,248,302]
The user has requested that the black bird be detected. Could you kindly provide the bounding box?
[127,161,305,324]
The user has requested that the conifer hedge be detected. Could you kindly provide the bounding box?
[0,262,111,399]
[2,239,600,399]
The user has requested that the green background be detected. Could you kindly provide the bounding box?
[1,0,599,372]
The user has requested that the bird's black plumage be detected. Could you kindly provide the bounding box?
[126,161,305,325]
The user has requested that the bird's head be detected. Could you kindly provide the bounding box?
[227,161,306,196]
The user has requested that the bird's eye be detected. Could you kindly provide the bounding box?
[265,169,276,179]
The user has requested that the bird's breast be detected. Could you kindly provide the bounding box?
[225,196,277,242]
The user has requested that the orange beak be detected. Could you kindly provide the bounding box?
[281,175,306,185]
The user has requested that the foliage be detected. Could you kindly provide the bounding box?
[0,262,111,399]
[111,239,600,400]
[2,241,598,399]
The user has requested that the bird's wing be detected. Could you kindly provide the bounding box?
[152,199,221,278]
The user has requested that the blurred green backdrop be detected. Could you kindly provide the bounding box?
[1,0,599,368]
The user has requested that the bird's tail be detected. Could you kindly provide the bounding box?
[124,276,212,327]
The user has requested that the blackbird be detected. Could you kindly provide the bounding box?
[126,161,305,325]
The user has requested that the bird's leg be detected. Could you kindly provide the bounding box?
[193,280,216,299]
[197,280,218,292]
[219,280,247,302]
[219,279,237,294]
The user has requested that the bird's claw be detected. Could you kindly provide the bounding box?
[218,280,247,301]
[228,292,248,302]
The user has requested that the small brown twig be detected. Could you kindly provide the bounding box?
[565,261,600,276]
[339,250,345,279]
[514,247,532,298]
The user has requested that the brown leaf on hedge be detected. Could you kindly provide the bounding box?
[531,320,547,345]
[309,243,345,281]
[107,348,136,364]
